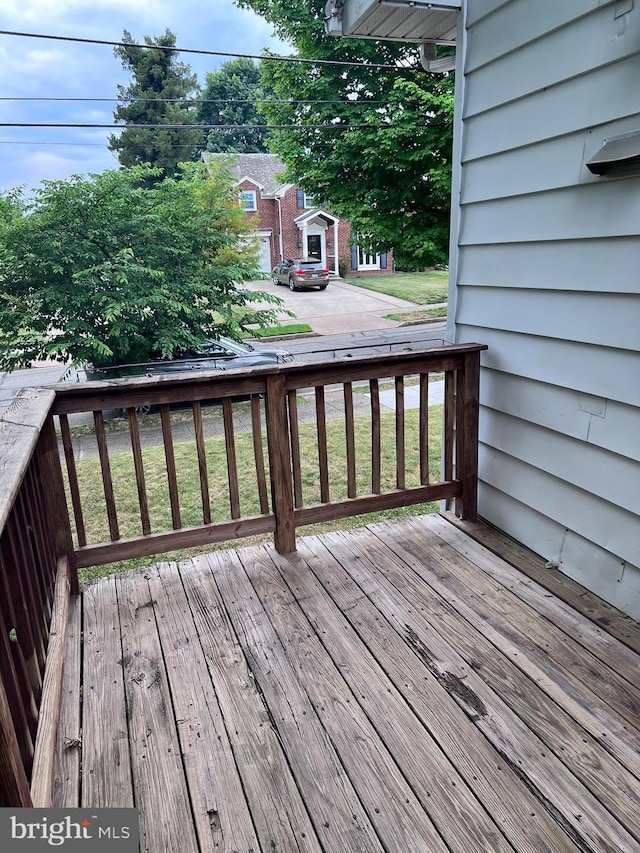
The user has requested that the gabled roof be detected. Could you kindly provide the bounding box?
[201,152,288,196]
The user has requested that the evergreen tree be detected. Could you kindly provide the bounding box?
[109,29,201,181]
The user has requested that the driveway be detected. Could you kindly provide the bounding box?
[244,277,419,334]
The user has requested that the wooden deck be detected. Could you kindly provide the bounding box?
[52,514,640,852]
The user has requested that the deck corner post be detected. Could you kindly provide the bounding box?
[456,349,481,521]
[264,374,296,554]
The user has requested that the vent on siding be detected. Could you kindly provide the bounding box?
[586,131,640,177]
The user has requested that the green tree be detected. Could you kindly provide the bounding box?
[197,58,270,153]
[109,29,201,181]
[238,0,454,269]
[0,163,282,371]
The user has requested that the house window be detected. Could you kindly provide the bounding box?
[358,245,381,269]
[239,190,257,211]
[303,193,315,209]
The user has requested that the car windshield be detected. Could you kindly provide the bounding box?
[297,260,324,269]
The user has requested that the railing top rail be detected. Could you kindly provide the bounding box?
[48,341,488,415]
[0,387,55,533]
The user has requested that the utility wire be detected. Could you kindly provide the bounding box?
[0,29,415,71]
[0,96,387,105]
[0,123,379,129]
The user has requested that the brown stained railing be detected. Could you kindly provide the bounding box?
[0,389,76,807]
[0,341,486,806]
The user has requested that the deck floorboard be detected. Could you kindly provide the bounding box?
[55,514,640,852]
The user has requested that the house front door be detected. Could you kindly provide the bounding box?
[307,234,322,259]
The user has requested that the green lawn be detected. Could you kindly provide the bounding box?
[247,322,313,338]
[73,404,443,583]
[344,270,449,305]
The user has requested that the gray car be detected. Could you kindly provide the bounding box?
[271,258,330,291]
[85,336,294,381]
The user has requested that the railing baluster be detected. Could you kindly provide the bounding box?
[222,399,240,520]
[265,374,295,554]
[315,386,330,503]
[251,395,269,515]
[344,382,357,499]
[126,409,152,535]
[420,373,430,485]
[0,670,32,806]
[160,405,181,530]
[93,410,120,541]
[444,370,455,484]
[58,415,86,547]
[0,602,35,769]
[395,376,405,490]
[288,390,303,509]
[370,378,381,494]
[456,350,481,520]
[191,402,211,525]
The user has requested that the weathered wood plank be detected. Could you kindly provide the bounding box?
[52,593,81,808]
[251,544,505,852]
[207,548,386,852]
[31,558,70,807]
[265,374,295,553]
[288,389,303,509]
[74,514,276,569]
[0,660,31,806]
[81,577,134,808]
[395,376,405,489]
[419,373,429,484]
[93,410,119,541]
[315,386,330,503]
[410,517,640,735]
[126,408,151,535]
[222,398,240,519]
[148,562,260,853]
[0,592,34,772]
[293,481,461,527]
[373,518,640,777]
[443,512,640,655]
[431,514,640,687]
[59,414,86,547]
[370,378,381,493]
[180,557,323,852]
[160,404,181,530]
[444,370,455,483]
[191,401,211,525]
[117,570,199,852]
[324,525,638,852]
[343,382,357,498]
[251,394,269,515]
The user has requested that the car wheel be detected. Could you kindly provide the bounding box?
[288,277,297,291]
[271,273,280,284]
[319,284,328,290]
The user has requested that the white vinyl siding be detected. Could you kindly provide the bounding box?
[451,0,640,617]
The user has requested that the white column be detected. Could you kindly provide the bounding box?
[333,220,339,274]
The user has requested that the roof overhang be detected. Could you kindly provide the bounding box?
[325,0,460,45]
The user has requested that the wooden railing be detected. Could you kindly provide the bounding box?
[0,341,485,807]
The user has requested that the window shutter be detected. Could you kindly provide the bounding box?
[296,188,305,209]
[379,253,388,270]
[350,242,359,270]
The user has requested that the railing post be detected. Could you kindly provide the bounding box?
[36,415,79,595]
[456,350,482,520]
[264,374,296,553]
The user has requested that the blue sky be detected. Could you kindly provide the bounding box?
[0,0,287,193]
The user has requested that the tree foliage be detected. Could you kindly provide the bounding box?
[109,29,201,181]
[238,0,454,269]
[0,163,282,371]
[197,58,271,154]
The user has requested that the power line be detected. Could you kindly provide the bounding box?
[0,29,414,71]
[0,96,387,106]
[0,123,378,130]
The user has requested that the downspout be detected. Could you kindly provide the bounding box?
[333,219,339,275]
[276,196,284,261]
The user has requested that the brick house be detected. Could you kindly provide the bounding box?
[202,152,391,276]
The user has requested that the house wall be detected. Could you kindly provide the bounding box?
[450,0,640,617]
